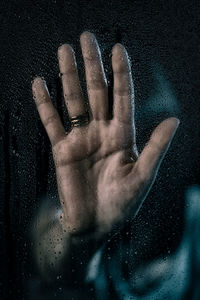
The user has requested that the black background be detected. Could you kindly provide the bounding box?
[0,0,199,299]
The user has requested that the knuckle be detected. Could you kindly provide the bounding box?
[43,114,58,127]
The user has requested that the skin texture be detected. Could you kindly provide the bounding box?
[32,31,179,241]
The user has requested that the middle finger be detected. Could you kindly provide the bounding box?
[80,32,108,120]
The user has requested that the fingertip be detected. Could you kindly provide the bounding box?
[32,77,50,102]
[32,77,45,90]
[32,76,42,84]
[112,43,128,59]
[58,43,74,56]
[163,117,180,133]
[80,31,96,44]
[112,44,131,74]
[57,44,75,67]
[172,117,180,127]
[112,43,124,53]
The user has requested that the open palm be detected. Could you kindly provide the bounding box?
[32,32,179,238]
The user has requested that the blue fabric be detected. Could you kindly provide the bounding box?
[86,186,200,299]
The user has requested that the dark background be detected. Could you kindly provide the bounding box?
[0,0,199,299]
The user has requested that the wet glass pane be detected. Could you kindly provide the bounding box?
[0,1,199,299]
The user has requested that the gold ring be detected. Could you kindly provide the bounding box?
[71,112,90,127]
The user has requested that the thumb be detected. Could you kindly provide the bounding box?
[135,117,180,183]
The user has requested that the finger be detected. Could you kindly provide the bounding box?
[135,118,180,183]
[80,31,108,120]
[32,77,65,145]
[58,44,85,117]
[112,44,135,128]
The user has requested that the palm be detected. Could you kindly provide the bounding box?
[52,118,134,232]
[33,32,179,237]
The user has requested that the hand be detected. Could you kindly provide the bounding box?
[32,32,179,239]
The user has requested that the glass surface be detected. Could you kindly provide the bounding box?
[0,1,199,299]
